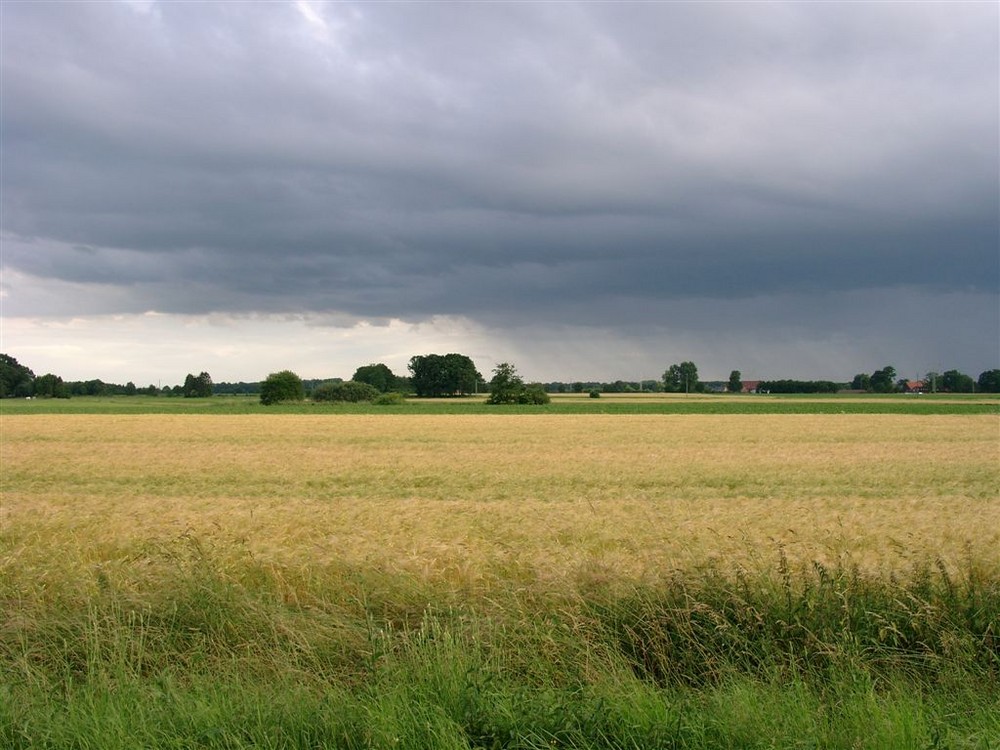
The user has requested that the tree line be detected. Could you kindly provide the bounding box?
[3,352,999,401]
[849,366,1000,394]
[0,355,221,399]
[246,359,1000,405]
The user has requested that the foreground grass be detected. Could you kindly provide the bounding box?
[3,547,998,749]
[2,412,998,747]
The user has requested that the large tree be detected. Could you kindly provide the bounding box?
[869,366,897,393]
[486,362,523,404]
[259,370,305,405]
[977,369,1000,393]
[408,353,482,397]
[851,373,872,391]
[663,361,700,393]
[33,373,70,398]
[487,362,549,405]
[940,369,975,393]
[352,363,397,393]
[183,371,213,398]
[0,354,35,398]
[728,370,742,393]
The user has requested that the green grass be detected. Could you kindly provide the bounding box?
[3,393,997,415]
[2,544,998,749]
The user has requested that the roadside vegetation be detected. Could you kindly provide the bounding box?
[2,412,998,747]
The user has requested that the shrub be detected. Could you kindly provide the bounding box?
[373,392,407,406]
[589,390,601,399]
[259,370,305,405]
[312,380,380,403]
[518,384,551,404]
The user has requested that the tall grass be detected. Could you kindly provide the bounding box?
[2,538,998,748]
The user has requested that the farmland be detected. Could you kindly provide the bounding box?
[2,401,999,748]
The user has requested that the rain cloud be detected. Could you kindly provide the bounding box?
[2,1,997,380]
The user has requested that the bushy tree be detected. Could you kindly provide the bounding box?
[977,369,1000,393]
[869,366,897,393]
[486,362,524,404]
[312,380,380,403]
[352,363,397,393]
[408,353,482,397]
[940,369,975,393]
[520,384,551,404]
[851,373,872,391]
[260,370,304,405]
[486,363,550,405]
[728,370,742,393]
[183,371,213,398]
[33,373,70,398]
[0,354,35,398]
[663,361,700,393]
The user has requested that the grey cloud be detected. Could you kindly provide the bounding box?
[2,1,997,358]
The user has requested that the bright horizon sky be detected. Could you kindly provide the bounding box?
[3,1,998,385]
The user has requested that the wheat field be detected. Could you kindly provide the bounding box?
[4,413,997,595]
[3,411,1000,748]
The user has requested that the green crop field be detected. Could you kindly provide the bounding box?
[1,402,998,748]
[2,391,997,415]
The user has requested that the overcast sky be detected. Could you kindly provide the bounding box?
[2,0,997,385]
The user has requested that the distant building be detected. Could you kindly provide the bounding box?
[741,380,762,393]
[903,380,926,393]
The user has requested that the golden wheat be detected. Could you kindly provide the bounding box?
[2,414,997,596]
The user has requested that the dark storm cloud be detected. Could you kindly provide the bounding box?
[3,0,998,327]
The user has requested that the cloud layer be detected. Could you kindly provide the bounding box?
[2,1,998,380]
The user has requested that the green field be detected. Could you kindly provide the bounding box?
[3,391,998,415]
[1,401,998,748]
